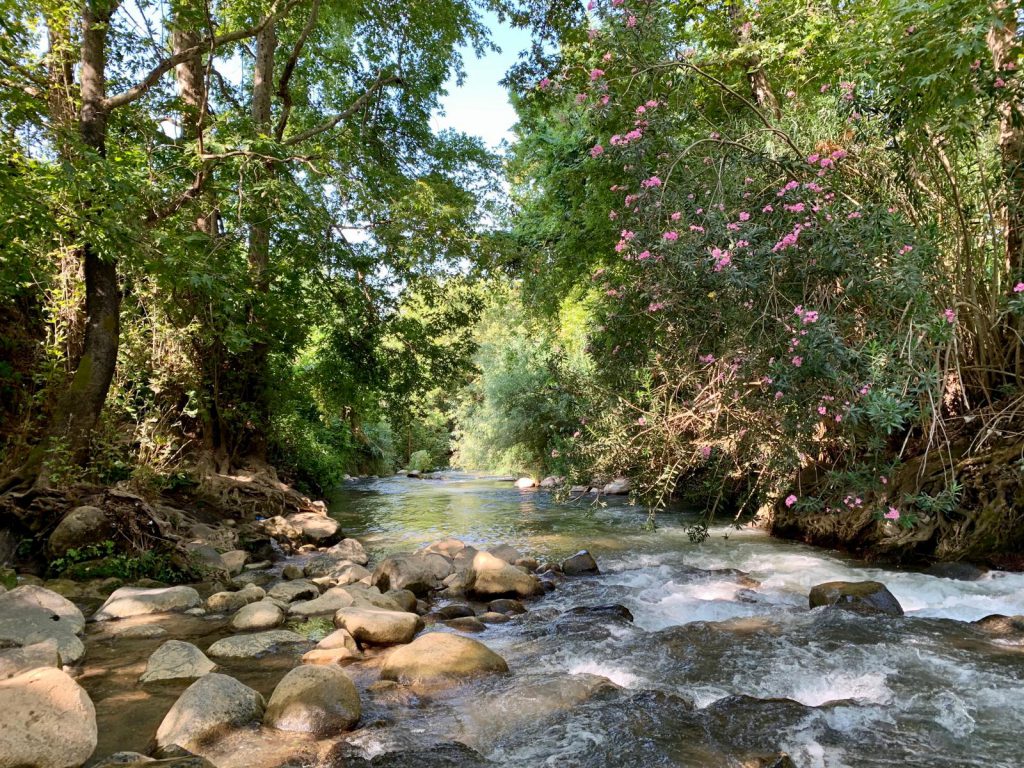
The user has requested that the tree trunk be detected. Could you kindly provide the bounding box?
[728,1,781,121]
[987,1,1023,380]
[50,2,120,465]
[239,20,278,459]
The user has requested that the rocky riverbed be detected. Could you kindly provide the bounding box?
[2,473,1024,768]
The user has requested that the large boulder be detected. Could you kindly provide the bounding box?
[421,538,467,559]
[561,550,599,576]
[372,554,453,596]
[48,505,113,558]
[808,581,904,616]
[140,641,216,684]
[334,608,423,645]
[263,665,361,736]
[0,585,86,664]
[0,639,62,679]
[0,667,97,768]
[205,630,309,659]
[324,538,369,566]
[514,477,536,489]
[469,552,541,598]
[230,600,284,631]
[93,586,201,621]
[205,584,265,613]
[380,632,508,687]
[284,513,343,546]
[155,673,265,753]
[487,544,523,564]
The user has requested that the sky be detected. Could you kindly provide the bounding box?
[429,12,535,151]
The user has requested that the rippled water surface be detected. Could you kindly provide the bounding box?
[327,473,1024,768]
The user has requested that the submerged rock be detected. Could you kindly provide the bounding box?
[263,665,361,736]
[445,616,486,633]
[334,607,424,645]
[380,632,508,686]
[973,614,1024,645]
[155,673,265,753]
[140,640,217,684]
[93,586,202,621]
[0,666,97,768]
[808,580,903,616]
[205,630,309,659]
[924,562,988,581]
[0,585,86,664]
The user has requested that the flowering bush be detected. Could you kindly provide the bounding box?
[507,0,1022,531]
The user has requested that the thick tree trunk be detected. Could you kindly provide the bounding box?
[238,20,278,459]
[50,2,121,466]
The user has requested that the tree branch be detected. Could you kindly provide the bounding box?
[103,0,304,112]
[282,74,403,146]
[274,0,322,141]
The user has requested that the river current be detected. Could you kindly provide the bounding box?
[326,473,1024,768]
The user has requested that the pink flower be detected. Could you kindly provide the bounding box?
[600,95,610,105]
[699,445,712,459]
[698,353,716,364]
[663,231,679,241]
[590,144,604,157]
[710,247,731,271]
[590,68,604,81]
[670,211,682,221]
[637,416,647,425]
[641,176,662,188]
[538,78,551,89]
[817,406,827,415]
[738,211,751,221]
[943,308,956,324]
[884,507,901,520]
[1014,282,1024,293]
[626,14,637,27]
[791,356,803,367]
[995,77,1006,88]
[785,494,798,508]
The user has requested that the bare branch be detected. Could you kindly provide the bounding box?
[282,74,403,147]
[274,0,322,141]
[103,0,304,112]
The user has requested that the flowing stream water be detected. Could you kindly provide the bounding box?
[324,473,1024,768]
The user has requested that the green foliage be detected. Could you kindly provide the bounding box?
[49,540,186,584]
[287,616,335,641]
[407,450,434,473]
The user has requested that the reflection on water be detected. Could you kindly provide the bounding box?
[327,473,1024,768]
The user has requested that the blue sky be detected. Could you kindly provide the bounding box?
[430,13,534,150]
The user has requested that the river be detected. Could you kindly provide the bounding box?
[325,472,1024,768]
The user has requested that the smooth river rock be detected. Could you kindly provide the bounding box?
[334,608,424,645]
[288,587,356,617]
[0,585,86,664]
[230,600,285,630]
[47,505,113,558]
[0,666,97,768]
[371,553,453,596]
[140,641,217,684]
[380,632,509,686]
[0,638,62,679]
[206,630,309,659]
[808,580,904,616]
[263,665,361,736]
[470,551,541,598]
[93,586,202,621]
[284,513,342,546]
[267,579,320,603]
[561,550,599,575]
[205,584,265,614]
[155,673,265,753]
